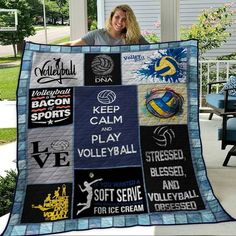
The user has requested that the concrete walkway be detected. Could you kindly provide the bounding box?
[0,142,17,177]
[0,101,17,128]
[0,61,21,68]
[0,101,17,178]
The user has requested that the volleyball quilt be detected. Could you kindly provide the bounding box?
[3,40,234,236]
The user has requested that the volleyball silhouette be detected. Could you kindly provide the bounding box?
[154,56,178,77]
[97,90,116,104]
[146,88,184,118]
[91,55,114,75]
[152,126,175,147]
[51,140,69,151]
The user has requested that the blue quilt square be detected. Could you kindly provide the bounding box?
[74,86,141,168]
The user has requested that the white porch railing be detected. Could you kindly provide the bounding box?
[199,60,236,109]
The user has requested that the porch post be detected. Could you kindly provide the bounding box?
[97,0,105,29]
[69,0,88,40]
[160,0,180,42]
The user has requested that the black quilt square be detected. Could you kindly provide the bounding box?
[84,53,121,85]
[21,183,72,223]
[73,167,147,218]
[140,125,205,212]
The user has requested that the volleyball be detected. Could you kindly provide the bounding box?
[152,126,175,147]
[89,172,94,178]
[154,56,178,77]
[91,55,114,75]
[146,88,184,118]
[51,140,69,151]
[97,90,116,104]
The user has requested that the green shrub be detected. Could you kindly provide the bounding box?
[143,31,160,43]
[181,3,234,57]
[217,52,236,60]
[0,169,17,216]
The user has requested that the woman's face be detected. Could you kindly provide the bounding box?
[111,9,127,33]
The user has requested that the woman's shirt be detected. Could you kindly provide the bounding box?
[82,29,149,45]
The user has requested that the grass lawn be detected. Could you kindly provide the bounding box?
[0,33,69,145]
[34,24,69,31]
[0,66,20,100]
[0,55,21,64]
[0,34,69,102]
[0,128,16,144]
[50,36,70,44]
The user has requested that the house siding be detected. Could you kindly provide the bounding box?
[102,0,161,33]
[100,0,236,58]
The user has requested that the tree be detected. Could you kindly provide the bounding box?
[0,0,36,57]
[88,0,97,29]
[54,0,69,25]
[26,0,43,24]
[45,0,69,25]
[45,0,59,24]
[181,3,234,57]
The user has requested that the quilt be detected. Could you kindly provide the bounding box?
[3,40,235,236]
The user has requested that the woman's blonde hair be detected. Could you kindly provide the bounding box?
[105,4,141,44]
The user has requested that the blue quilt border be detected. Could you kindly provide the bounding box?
[3,39,235,236]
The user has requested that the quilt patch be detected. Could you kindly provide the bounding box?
[219,75,236,96]
[3,40,235,236]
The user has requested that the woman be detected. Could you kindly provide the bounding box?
[64,4,148,46]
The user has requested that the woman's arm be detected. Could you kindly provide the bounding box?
[61,30,98,46]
